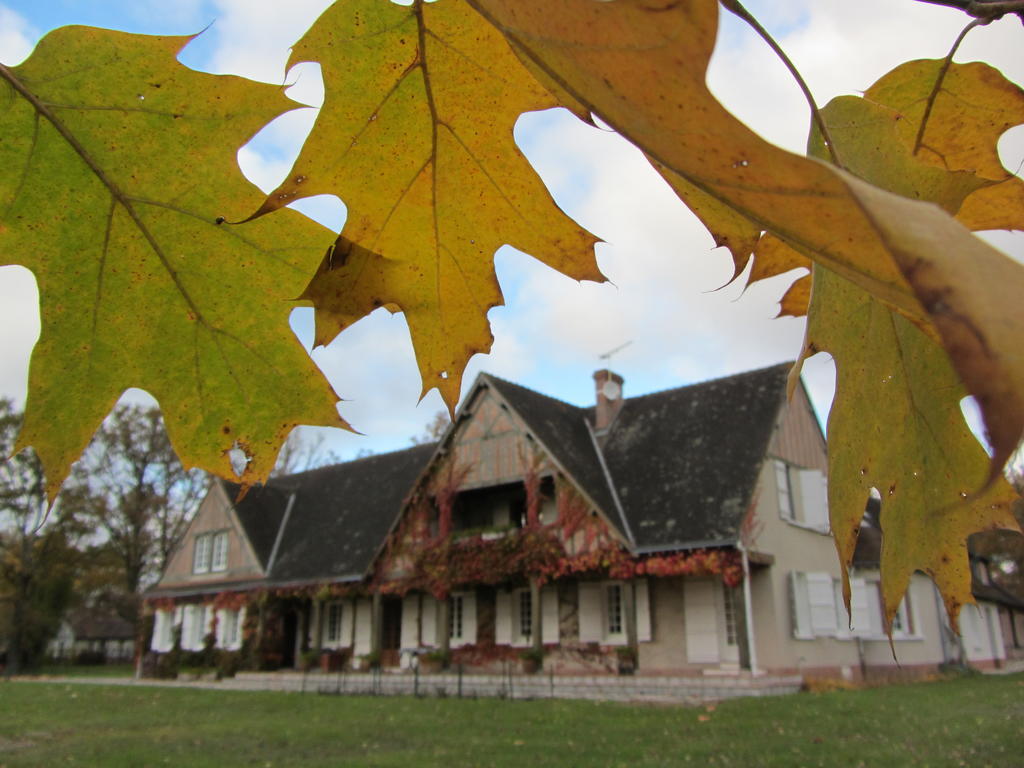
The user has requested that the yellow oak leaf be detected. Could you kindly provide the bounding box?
[0,28,345,498]
[799,266,1019,631]
[793,70,1024,628]
[251,0,602,408]
[470,0,1024,479]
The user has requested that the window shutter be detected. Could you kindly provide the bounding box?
[683,579,720,663]
[495,590,512,645]
[152,611,169,652]
[463,591,477,645]
[181,606,195,650]
[774,460,793,520]
[400,595,419,649]
[354,599,372,656]
[848,578,872,636]
[798,469,829,531]
[578,582,602,643]
[339,600,354,648]
[807,572,838,636]
[215,609,227,648]
[421,596,438,647]
[789,572,812,639]
[541,587,559,644]
[635,579,652,642]
[231,608,245,650]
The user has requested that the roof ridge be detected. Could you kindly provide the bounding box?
[268,441,439,484]
[482,372,584,411]
[616,362,793,405]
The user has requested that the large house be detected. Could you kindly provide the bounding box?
[147,364,1014,681]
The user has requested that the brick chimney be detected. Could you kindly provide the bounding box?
[593,369,625,432]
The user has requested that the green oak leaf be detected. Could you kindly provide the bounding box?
[0,27,346,500]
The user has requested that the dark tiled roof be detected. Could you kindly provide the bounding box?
[483,375,626,538]
[239,443,436,583]
[68,607,134,640]
[601,364,790,551]
[972,581,1024,610]
[225,481,290,569]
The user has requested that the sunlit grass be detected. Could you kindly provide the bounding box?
[1,673,1021,767]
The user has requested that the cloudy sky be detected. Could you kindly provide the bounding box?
[1,0,1022,466]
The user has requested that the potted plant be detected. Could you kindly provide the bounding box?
[320,649,346,673]
[615,646,636,675]
[299,649,319,672]
[418,649,449,674]
[360,650,381,670]
[519,647,543,674]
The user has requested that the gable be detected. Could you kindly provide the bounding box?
[767,379,827,472]
[373,381,631,585]
[451,386,546,489]
[157,481,265,589]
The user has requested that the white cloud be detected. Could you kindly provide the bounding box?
[2,0,1021,452]
[0,5,37,65]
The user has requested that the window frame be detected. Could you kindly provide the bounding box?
[211,531,229,572]
[605,582,624,639]
[449,594,464,643]
[192,534,212,574]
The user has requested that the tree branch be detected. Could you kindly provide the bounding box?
[913,0,1024,21]
[914,17,990,155]
[719,0,845,169]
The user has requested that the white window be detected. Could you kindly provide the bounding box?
[449,594,464,642]
[211,531,229,572]
[580,580,650,647]
[775,461,829,532]
[324,602,344,645]
[216,608,244,650]
[775,460,794,521]
[181,604,212,650]
[722,584,738,646]
[151,609,175,652]
[606,583,624,637]
[193,534,212,574]
[790,572,838,638]
[517,589,532,642]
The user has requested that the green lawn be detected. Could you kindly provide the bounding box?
[1,674,1021,767]
[30,663,136,678]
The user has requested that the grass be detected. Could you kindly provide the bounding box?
[0,673,1021,767]
[29,663,136,678]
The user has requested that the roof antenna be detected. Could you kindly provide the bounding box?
[598,340,632,366]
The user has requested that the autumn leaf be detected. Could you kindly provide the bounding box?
[799,267,1019,630]
[794,64,1024,628]
[0,27,345,499]
[250,0,602,408]
[470,0,1024,479]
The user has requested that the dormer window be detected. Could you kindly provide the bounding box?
[193,531,229,574]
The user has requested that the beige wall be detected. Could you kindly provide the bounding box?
[747,392,948,676]
[158,482,264,589]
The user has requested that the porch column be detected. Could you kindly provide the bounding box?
[739,545,760,674]
[530,578,542,653]
[440,595,451,654]
[624,580,638,654]
[371,591,383,657]
[312,599,323,653]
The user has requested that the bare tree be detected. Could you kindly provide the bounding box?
[0,399,85,674]
[271,429,341,478]
[410,410,450,445]
[70,405,208,598]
